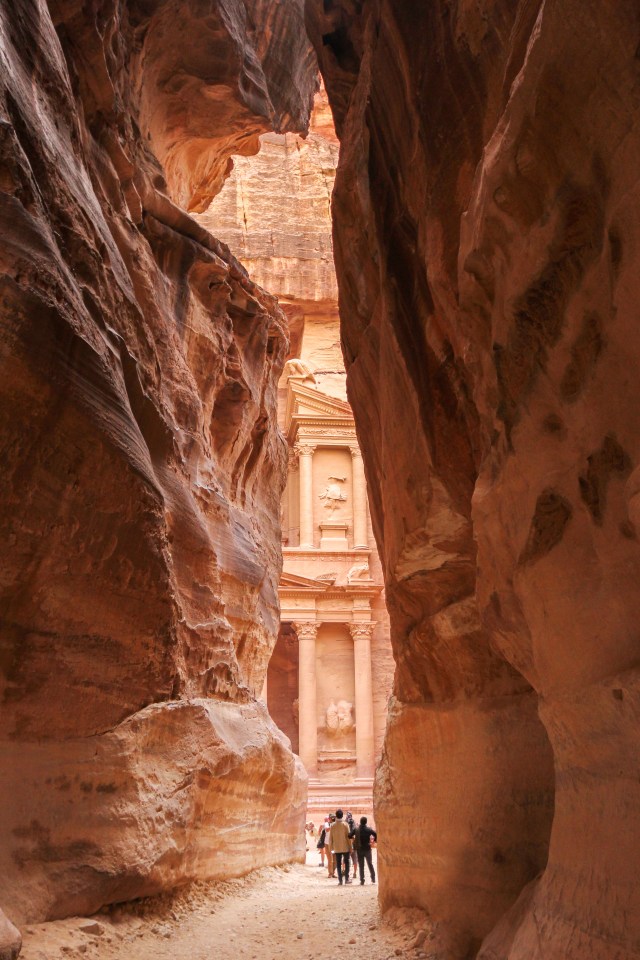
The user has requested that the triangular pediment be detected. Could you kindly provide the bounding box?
[284,380,354,436]
[279,570,329,589]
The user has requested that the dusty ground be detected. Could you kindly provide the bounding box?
[18,852,435,960]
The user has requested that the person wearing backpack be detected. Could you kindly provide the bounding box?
[349,815,377,884]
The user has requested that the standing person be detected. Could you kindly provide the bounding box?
[306,821,317,855]
[324,815,335,877]
[317,820,327,867]
[345,811,357,874]
[329,809,352,885]
[349,816,377,884]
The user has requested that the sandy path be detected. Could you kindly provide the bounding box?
[19,852,427,960]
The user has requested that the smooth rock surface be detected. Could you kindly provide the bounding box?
[307,1,640,957]
[0,0,316,925]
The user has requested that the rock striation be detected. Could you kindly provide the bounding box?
[307,1,640,957]
[0,0,316,929]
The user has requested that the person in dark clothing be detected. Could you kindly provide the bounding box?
[317,824,326,867]
[349,816,377,884]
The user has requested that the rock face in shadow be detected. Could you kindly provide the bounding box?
[0,0,316,926]
[307,1,640,957]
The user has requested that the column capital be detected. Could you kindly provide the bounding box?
[349,621,376,642]
[349,445,363,459]
[295,441,316,457]
[294,620,320,641]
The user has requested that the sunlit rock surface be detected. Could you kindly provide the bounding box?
[307,1,640,957]
[198,85,338,308]
[0,0,316,927]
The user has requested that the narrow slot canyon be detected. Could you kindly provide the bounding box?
[1,2,640,960]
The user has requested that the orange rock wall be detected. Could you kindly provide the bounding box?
[197,93,338,309]
[0,0,316,926]
[307,1,640,957]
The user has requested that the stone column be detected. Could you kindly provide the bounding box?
[294,620,319,775]
[350,622,376,779]
[296,442,316,549]
[260,673,268,704]
[350,447,368,549]
[287,448,299,545]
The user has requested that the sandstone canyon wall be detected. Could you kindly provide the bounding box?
[0,0,317,927]
[307,1,640,957]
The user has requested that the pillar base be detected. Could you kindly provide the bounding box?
[307,778,375,819]
[319,520,349,550]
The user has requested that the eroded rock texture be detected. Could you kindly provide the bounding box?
[197,85,339,313]
[307,1,640,957]
[0,0,316,927]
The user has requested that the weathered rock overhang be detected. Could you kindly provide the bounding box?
[0,0,317,927]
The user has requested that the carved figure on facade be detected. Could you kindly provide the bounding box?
[325,698,354,736]
[319,476,347,512]
[347,560,371,582]
[292,698,299,723]
[284,358,316,383]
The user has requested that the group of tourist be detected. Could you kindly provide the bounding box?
[306,809,377,885]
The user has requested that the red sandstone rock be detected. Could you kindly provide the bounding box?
[0,911,21,960]
[0,0,315,926]
[307,1,640,957]
[197,85,339,318]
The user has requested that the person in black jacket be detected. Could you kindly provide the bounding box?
[349,816,377,884]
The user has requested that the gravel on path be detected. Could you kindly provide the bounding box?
[19,852,434,960]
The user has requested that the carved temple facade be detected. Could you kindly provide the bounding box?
[266,348,393,815]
